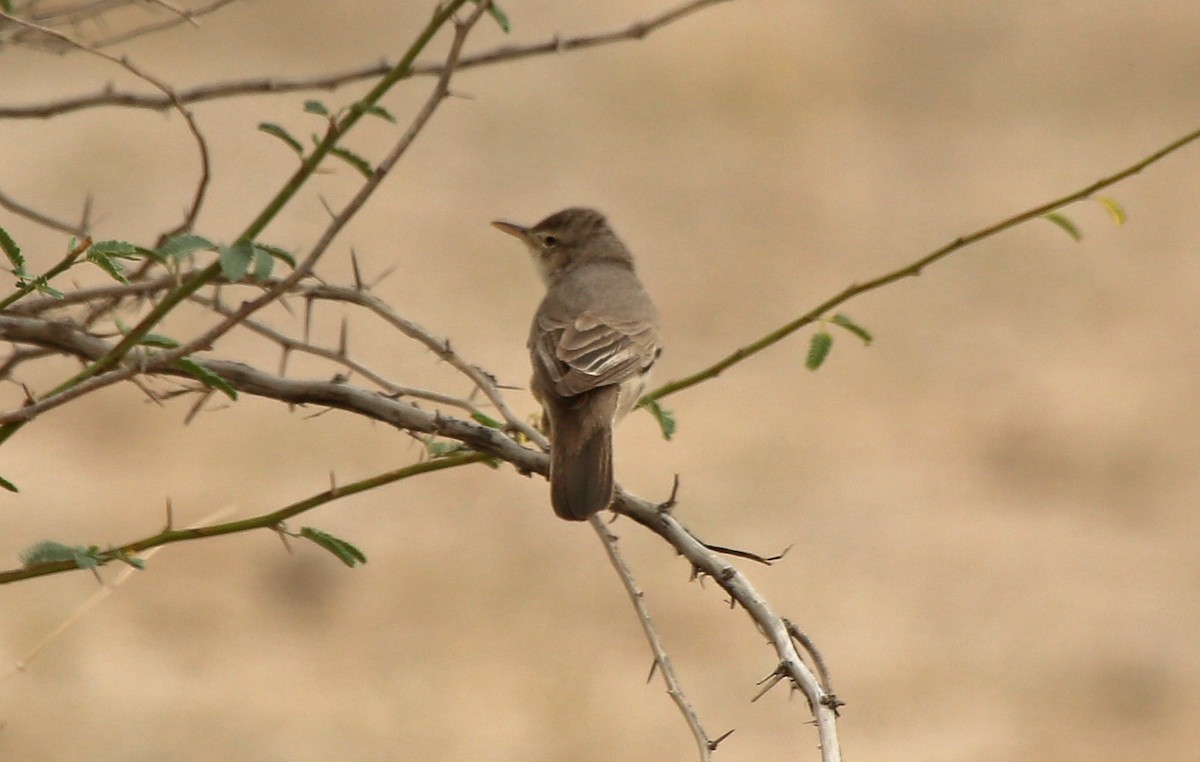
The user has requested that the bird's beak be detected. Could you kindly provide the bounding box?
[491,220,532,244]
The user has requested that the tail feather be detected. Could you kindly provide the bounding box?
[548,386,618,520]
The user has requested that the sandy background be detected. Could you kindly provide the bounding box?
[2,1,1199,760]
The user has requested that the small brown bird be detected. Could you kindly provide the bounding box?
[492,208,661,520]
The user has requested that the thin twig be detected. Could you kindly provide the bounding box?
[299,283,547,449]
[0,188,88,237]
[188,291,489,414]
[0,0,731,120]
[643,125,1200,405]
[591,516,724,760]
[0,9,211,238]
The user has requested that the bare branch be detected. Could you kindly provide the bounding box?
[188,292,490,415]
[612,492,843,762]
[0,9,211,238]
[92,0,239,48]
[0,188,88,237]
[0,0,732,120]
[0,0,238,51]
[591,516,725,760]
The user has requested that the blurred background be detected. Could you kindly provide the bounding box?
[2,1,1199,759]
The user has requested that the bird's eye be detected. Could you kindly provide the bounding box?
[541,234,558,247]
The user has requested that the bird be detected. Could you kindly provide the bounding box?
[492,208,661,520]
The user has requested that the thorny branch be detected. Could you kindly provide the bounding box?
[0,9,212,239]
[591,516,731,759]
[643,125,1200,405]
[0,0,732,120]
[5,0,1198,759]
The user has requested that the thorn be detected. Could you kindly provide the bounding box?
[709,728,736,750]
[338,316,348,357]
[275,525,294,555]
[278,347,290,377]
[276,293,294,316]
[367,264,396,290]
[183,388,213,425]
[329,471,338,494]
[79,193,93,233]
[645,658,659,684]
[751,666,786,703]
[164,497,175,532]
[350,249,364,291]
[318,195,336,219]
[131,377,163,407]
[657,474,680,512]
[303,295,314,344]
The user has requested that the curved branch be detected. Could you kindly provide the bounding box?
[0,0,731,120]
[0,9,212,238]
[612,493,842,762]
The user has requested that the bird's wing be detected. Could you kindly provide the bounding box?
[533,311,660,398]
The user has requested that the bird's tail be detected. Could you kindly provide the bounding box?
[549,386,618,521]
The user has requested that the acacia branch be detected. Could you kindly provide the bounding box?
[0,9,212,239]
[612,494,842,762]
[644,125,1200,404]
[0,310,842,759]
[0,0,476,448]
[0,0,731,120]
[591,517,726,760]
[0,451,490,585]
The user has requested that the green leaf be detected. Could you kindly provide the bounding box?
[329,146,374,179]
[470,411,504,429]
[0,226,24,275]
[0,473,17,492]
[219,239,255,282]
[472,0,511,32]
[1095,195,1127,226]
[0,0,12,14]
[352,102,396,123]
[86,252,129,284]
[642,398,677,441]
[138,332,179,349]
[89,240,140,259]
[300,526,367,567]
[252,243,297,269]
[806,330,833,370]
[19,540,99,569]
[258,122,304,154]
[173,357,238,400]
[426,439,467,458]
[303,100,330,116]
[24,277,63,299]
[1044,212,1082,242]
[158,233,216,261]
[251,246,274,282]
[110,548,145,570]
[830,313,873,345]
